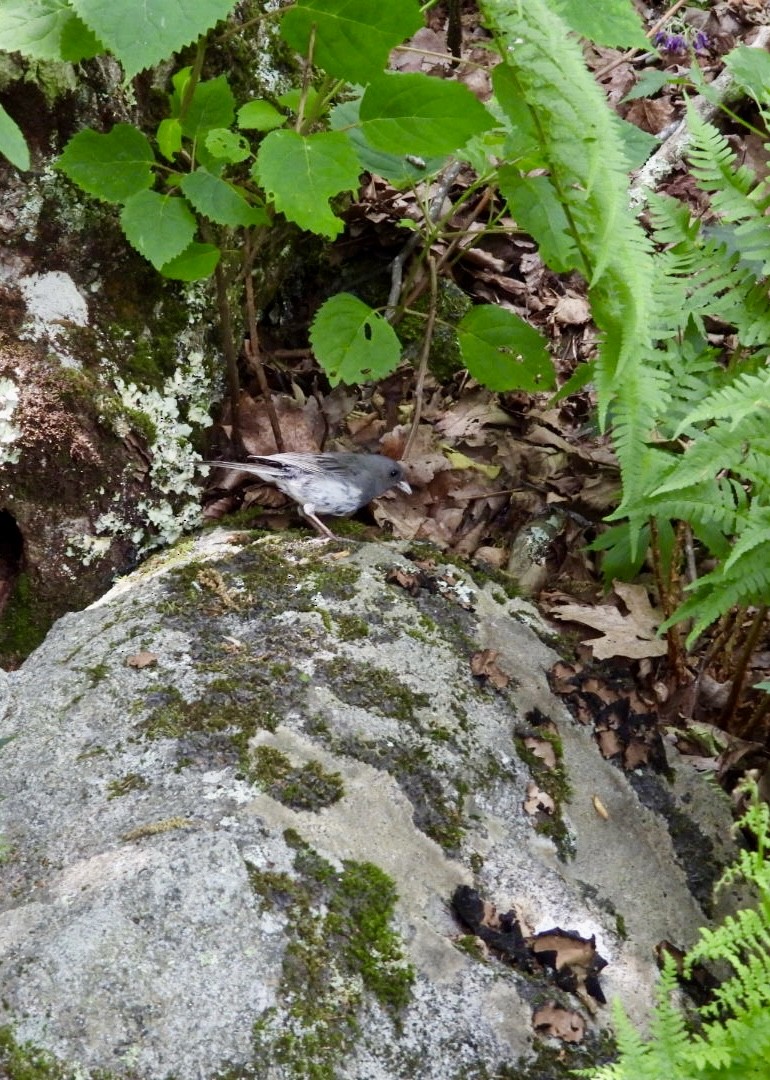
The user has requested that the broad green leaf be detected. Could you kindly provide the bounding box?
[311,294,401,386]
[614,116,657,170]
[59,9,102,60]
[0,0,90,61]
[547,0,648,48]
[120,190,197,270]
[724,45,770,102]
[254,129,361,239]
[0,104,29,171]
[280,0,422,86]
[180,75,235,143]
[205,128,250,163]
[457,306,554,392]
[620,68,675,102]
[180,168,267,227]
[237,100,286,132]
[330,98,447,187]
[157,118,183,161]
[68,0,238,78]
[360,73,494,157]
[57,124,155,203]
[498,170,577,272]
[160,242,220,280]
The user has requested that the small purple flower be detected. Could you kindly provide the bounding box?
[693,31,710,54]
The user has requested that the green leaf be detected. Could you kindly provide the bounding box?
[620,68,676,102]
[330,98,447,186]
[360,73,494,156]
[157,118,183,161]
[57,124,155,203]
[614,115,658,170]
[180,75,235,143]
[457,306,554,392]
[311,294,401,386]
[498,171,577,272]
[180,168,268,226]
[0,104,29,171]
[723,45,770,103]
[237,100,286,132]
[120,190,197,270]
[280,0,422,86]
[547,0,649,48]
[254,129,361,239]
[68,0,238,78]
[205,128,250,163]
[0,0,91,61]
[160,242,220,280]
[59,8,102,60]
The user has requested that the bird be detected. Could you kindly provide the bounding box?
[204,451,412,539]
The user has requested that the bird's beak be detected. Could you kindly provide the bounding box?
[397,480,412,495]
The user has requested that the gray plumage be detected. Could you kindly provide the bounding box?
[205,451,411,538]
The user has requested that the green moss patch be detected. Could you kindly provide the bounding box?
[245,746,344,811]
[249,834,414,1079]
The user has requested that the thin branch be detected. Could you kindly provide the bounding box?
[243,237,284,452]
[720,605,768,733]
[404,255,438,459]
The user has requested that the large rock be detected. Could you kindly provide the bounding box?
[0,530,737,1078]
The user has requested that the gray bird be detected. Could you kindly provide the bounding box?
[204,451,412,538]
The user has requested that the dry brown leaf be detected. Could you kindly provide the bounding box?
[523,780,556,816]
[532,1004,585,1044]
[470,649,510,689]
[546,582,667,660]
[126,651,157,669]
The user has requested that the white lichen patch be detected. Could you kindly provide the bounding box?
[0,376,22,465]
[18,271,89,360]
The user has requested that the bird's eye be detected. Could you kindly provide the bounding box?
[390,467,400,477]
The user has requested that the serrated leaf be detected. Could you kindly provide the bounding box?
[548,0,648,48]
[180,75,235,143]
[310,294,401,386]
[237,100,286,132]
[180,168,267,227]
[59,9,102,60]
[120,190,197,270]
[254,129,361,239]
[57,124,155,203]
[330,98,447,186]
[498,170,577,272]
[620,68,675,102]
[160,242,220,280]
[280,0,421,86]
[157,118,183,161]
[68,0,238,78]
[204,128,250,163]
[359,73,494,157]
[0,104,29,171]
[457,306,554,392]
[724,45,770,102]
[0,0,81,60]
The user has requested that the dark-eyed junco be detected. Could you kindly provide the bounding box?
[205,452,412,538]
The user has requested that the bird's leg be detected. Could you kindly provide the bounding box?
[301,504,337,540]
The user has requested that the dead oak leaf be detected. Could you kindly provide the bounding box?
[547,581,666,660]
[470,649,510,688]
[126,651,158,669]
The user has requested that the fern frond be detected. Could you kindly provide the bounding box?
[675,368,770,434]
[481,0,654,402]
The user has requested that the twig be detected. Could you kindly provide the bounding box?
[385,160,463,320]
[212,260,241,441]
[243,240,284,452]
[404,255,438,459]
[720,605,768,734]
